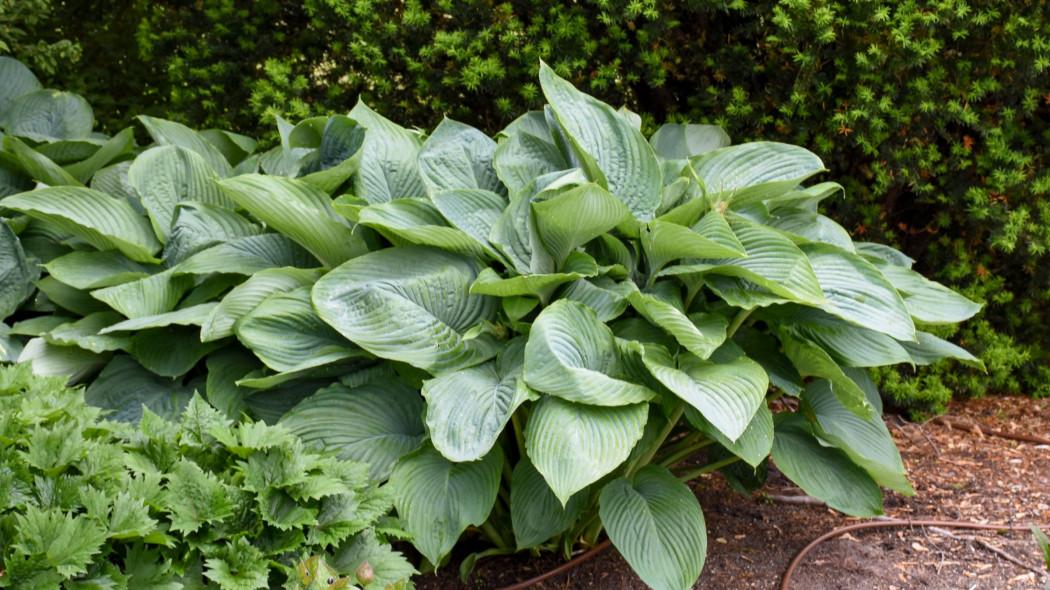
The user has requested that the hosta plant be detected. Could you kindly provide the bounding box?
[0,363,414,590]
[0,56,983,590]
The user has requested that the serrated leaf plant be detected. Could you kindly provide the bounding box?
[0,363,414,590]
[0,56,983,590]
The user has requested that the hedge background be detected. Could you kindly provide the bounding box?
[7,0,1049,410]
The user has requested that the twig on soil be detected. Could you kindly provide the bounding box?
[928,416,1050,445]
[927,525,1048,577]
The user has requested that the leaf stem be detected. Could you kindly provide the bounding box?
[676,456,741,483]
[657,438,716,469]
[626,402,685,478]
[480,519,512,550]
[582,515,605,547]
[726,308,755,338]
[510,409,527,460]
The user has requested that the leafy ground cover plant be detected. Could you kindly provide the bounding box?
[0,57,983,589]
[0,362,413,590]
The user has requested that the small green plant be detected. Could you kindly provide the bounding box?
[1033,525,1050,589]
[0,363,413,590]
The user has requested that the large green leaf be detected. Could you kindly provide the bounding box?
[641,218,747,275]
[128,146,232,242]
[686,402,773,467]
[6,89,93,141]
[600,465,707,590]
[172,234,318,276]
[559,277,633,323]
[388,445,502,565]
[99,303,217,334]
[83,356,192,422]
[524,299,654,406]
[3,186,160,262]
[65,127,136,184]
[17,337,110,383]
[469,251,598,300]
[899,331,984,369]
[649,123,730,160]
[422,360,532,462]
[312,247,499,372]
[35,275,110,315]
[539,62,661,221]
[803,244,916,341]
[779,331,873,419]
[91,269,193,319]
[689,142,825,207]
[44,311,132,353]
[525,396,648,505]
[418,118,505,196]
[771,413,882,517]
[0,321,23,361]
[3,135,84,187]
[767,207,854,251]
[531,182,630,267]
[0,221,32,319]
[873,261,983,325]
[137,115,233,177]
[281,380,426,480]
[204,347,257,419]
[510,457,588,549]
[357,197,485,257]
[234,287,365,373]
[493,127,566,196]
[162,201,260,265]
[201,267,321,342]
[429,188,508,259]
[627,289,728,360]
[0,57,42,122]
[732,326,803,395]
[777,308,912,368]
[0,152,35,197]
[218,174,367,268]
[349,100,426,203]
[129,326,218,377]
[802,380,913,495]
[641,346,767,442]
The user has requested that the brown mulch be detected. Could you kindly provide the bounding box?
[415,396,1050,590]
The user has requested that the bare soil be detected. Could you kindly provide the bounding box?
[415,396,1050,590]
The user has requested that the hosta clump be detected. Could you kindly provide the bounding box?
[0,363,414,590]
[302,64,981,589]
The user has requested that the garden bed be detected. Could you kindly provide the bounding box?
[418,395,1050,589]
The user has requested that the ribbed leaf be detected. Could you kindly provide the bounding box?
[690,142,825,207]
[873,262,983,325]
[358,197,485,257]
[899,331,984,369]
[281,381,426,480]
[641,346,767,442]
[422,361,532,462]
[0,56,42,121]
[525,396,648,504]
[641,219,747,274]
[2,135,83,186]
[429,188,508,257]
[129,326,218,377]
[0,322,22,361]
[137,115,233,177]
[855,242,914,268]
[235,287,363,373]
[3,186,160,262]
[600,466,707,590]
[100,303,217,333]
[66,127,136,184]
[532,183,630,266]
[803,244,916,341]
[312,247,499,372]
[219,174,367,268]
[204,347,257,418]
[732,326,803,396]
[389,445,502,565]
[469,251,598,299]
[778,308,912,367]
[349,100,426,203]
[539,62,661,221]
[780,331,873,419]
[627,290,728,360]
[128,146,232,242]
[0,152,35,197]
[524,300,654,406]
[200,129,258,166]
[42,312,130,353]
[802,380,913,494]
[201,267,321,341]
[767,207,854,251]
[6,89,93,141]
[91,269,193,319]
[493,128,566,195]
[686,403,773,467]
[418,118,505,196]
[649,123,729,160]
[510,457,588,549]
[162,201,260,264]
[172,234,318,276]
[771,413,882,517]
[559,277,633,322]
[0,221,32,319]
[36,276,110,315]
[84,356,192,422]
[18,337,110,383]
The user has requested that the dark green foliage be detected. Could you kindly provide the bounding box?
[0,362,412,590]
[0,0,81,77]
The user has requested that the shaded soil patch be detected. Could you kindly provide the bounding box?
[415,396,1050,589]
